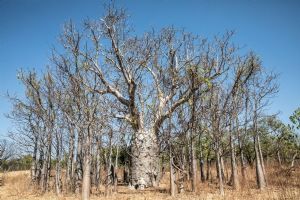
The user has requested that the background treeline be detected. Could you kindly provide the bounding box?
[2,5,300,200]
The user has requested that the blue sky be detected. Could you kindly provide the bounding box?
[0,0,299,137]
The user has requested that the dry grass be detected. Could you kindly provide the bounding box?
[0,165,299,200]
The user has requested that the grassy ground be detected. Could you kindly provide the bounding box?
[0,165,299,200]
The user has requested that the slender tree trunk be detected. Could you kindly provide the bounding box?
[254,135,266,190]
[216,148,224,196]
[31,136,38,183]
[220,156,226,182]
[199,156,205,182]
[206,149,211,182]
[290,153,297,168]
[191,148,197,192]
[40,151,47,192]
[240,94,249,182]
[75,130,83,194]
[170,154,176,196]
[95,135,102,189]
[66,126,75,192]
[190,84,197,192]
[113,145,119,192]
[105,133,113,196]
[277,150,282,168]
[55,133,62,195]
[229,123,239,189]
[238,129,246,181]
[257,134,267,184]
[198,133,205,182]
[41,130,52,193]
[168,115,176,196]
[182,147,188,181]
[37,147,44,184]
[82,126,92,200]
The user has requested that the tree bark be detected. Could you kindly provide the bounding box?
[238,128,246,181]
[40,130,52,193]
[257,134,267,184]
[75,131,83,194]
[290,153,297,168]
[131,129,160,188]
[216,148,224,196]
[31,136,38,183]
[277,150,282,168]
[82,126,92,200]
[229,124,239,189]
[254,135,266,190]
[113,145,119,192]
[170,155,176,196]
[95,135,102,189]
[206,148,211,182]
[55,133,62,195]
[66,126,75,192]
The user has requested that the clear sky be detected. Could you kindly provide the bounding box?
[0,0,299,138]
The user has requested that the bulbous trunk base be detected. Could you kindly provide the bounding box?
[130,129,160,189]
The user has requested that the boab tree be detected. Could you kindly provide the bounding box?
[58,6,235,188]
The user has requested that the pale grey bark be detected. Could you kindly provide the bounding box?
[131,129,159,188]
[82,126,92,200]
[254,135,266,189]
[169,151,176,196]
[229,130,239,189]
[113,145,119,192]
[95,135,102,188]
[75,131,83,194]
[216,148,224,196]
[31,135,38,182]
[257,134,267,183]
[66,126,75,191]
[290,153,297,168]
[55,134,62,195]
[40,129,52,193]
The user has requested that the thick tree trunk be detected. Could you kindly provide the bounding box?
[131,129,160,188]
[82,154,91,200]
